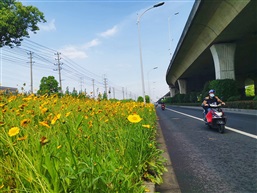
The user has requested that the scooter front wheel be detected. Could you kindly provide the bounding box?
[218,125,225,133]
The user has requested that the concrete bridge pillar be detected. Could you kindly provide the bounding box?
[210,43,236,80]
[178,79,187,94]
[169,86,176,97]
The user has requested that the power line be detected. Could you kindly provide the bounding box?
[1,39,137,99]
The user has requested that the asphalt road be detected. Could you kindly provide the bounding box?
[156,105,257,193]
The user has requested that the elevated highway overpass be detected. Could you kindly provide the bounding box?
[166,0,257,97]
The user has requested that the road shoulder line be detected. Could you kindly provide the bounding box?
[167,108,257,140]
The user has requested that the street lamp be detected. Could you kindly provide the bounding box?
[147,67,158,99]
[168,12,179,56]
[137,2,164,104]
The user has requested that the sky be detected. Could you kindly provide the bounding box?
[1,0,194,101]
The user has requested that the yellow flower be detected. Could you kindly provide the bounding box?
[39,121,50,128]
[65,112,71,117]
[47,113,53,120]
[20,119,31,127]
[8,127,20,137]
[22,96,33,101]
[88,120,93,128]
[8,96,17,102]
[142,124,151,129]
[0,103,6,108]
[127,114,142,123]
[51,114,61,125]
[40,107,48,114]
[19,104,27,109]
[57,145,62,149]
[40,136,50,146]
[17,136,28,141]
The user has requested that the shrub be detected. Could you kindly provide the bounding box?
[227,95,241,101]
[224,101,257,109]
[189,92,198,103]
[209,79,239,100]
[174,94,186,103]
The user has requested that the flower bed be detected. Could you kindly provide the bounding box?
[0,94,166,192]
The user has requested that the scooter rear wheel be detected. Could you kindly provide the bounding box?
[218,125,225,133]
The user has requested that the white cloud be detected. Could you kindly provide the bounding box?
[39,19,56,32]
[99,26,118,38]
[83,38,101,49]
[60,46,88,59]
[60,39,101,59]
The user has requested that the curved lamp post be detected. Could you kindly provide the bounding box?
[137,2,164,104]
[168,12,179,55]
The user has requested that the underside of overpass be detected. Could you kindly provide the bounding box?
[166,0,257,96]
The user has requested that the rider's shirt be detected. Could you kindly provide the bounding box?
[204,96,219,105]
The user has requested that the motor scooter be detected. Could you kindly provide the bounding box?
[161,103,165,110]
[203,104,227,133]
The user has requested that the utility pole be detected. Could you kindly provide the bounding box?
[96,88,99,98]
[27,51,34,94]
[122,87,125,100]
[103,75,108,99]
[55,52,63,93]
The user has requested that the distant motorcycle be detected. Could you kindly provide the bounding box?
[203,103,227,133]
[161,103,165,110]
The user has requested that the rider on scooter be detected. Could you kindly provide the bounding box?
[160,99,165,110]
[202,89,225,120]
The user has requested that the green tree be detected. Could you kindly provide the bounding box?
[37,76,59,95]
[137,96,143,102]
[103,92,108,100]
[0,0,46,47]
[137,95,150,103]
[245,85,255,96]
[145,95,150,103]
[65,86,70,95]
[72,87,78,97]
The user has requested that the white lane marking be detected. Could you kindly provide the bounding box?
[166,108,257,140]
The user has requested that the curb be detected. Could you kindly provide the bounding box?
[155,122,181,193]
[223,108,257,115]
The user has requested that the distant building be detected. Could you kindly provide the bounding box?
[0,86,18,94]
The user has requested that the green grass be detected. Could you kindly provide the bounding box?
[0,94,166,192]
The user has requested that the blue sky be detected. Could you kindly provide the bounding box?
[1,0,194,101]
